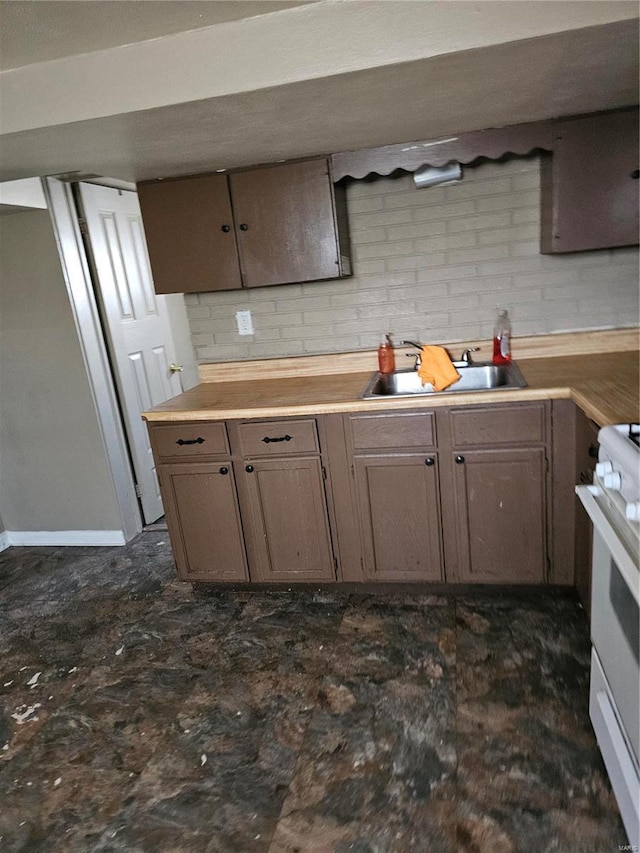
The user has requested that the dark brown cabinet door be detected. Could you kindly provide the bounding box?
[239,457,336,582]
[138,173,242,294]
[450,448,546,583]
[541,108,639,253]
[353,454,443,582]
[230,159,341,288]
[160,462,249,581]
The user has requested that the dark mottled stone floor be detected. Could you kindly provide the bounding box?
[0,532,626,852]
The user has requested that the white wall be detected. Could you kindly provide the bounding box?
[185,155,639,361]
[0,209,122,535]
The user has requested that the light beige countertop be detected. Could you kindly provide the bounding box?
[143,340,639,428]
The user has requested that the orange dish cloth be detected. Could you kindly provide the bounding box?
[418,345,460,392]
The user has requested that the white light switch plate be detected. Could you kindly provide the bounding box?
[235,310,254,335]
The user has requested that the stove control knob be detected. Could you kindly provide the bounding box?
[625,502,640,522]
[603,471,622,491]
[595,461,613,477]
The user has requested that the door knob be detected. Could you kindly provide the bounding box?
[169,363,183,373]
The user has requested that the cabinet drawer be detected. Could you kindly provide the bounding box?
[449,403,546,447]
[348,412,436,450]
[237,419,319,457]
[150,422,229,460]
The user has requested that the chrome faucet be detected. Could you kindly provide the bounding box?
[400,340,424,370]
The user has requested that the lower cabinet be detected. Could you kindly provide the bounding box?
[149,418,337,584]
[159,462,249,582]
[353,454,443,581]
[238,456,336,582]
[449,448,547,583]
[148,400,573,587]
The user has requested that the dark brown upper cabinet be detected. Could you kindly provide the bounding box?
[541,108,639,254]
[137,158,351,294]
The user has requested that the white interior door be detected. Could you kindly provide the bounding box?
[78,183,183,524]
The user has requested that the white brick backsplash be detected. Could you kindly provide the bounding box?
[448,276,514,296]
[384,186,447,208]
[183,156,638,362]
[354,240,414,260]
[185,305,211,319]
[350,227,387,245]
[511,171,540,191]
[386,253,448,271]
[412,200,475,220]
[331,288,393,307]
[417,265,477,283]
[390,283,448,301]
[387,220,448,241]
[447,211,511,233]
[347,195,384,214]
[445,177,512,200]
[352,208,413,229]
[511,208,540,225]
[351,258,385,275]
[190,333,214,346]
[447,244,510,264]
[476,191,539,212]
[274,295,332,313]
[478,224,539,245]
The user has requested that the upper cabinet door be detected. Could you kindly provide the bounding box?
[137,173,242,294]
[541,108,639,253]
[230,159,341,288]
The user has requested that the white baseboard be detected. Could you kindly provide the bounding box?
[0,532,9,552]
[3,530,126,548]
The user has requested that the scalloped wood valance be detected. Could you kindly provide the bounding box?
[330,119,554,182]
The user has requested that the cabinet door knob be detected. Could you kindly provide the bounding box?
[221,224,231,233]
[239,223,249,231]
[631,169,640,180]
[425,457,435,466]
[455,455,465,464]
[588,443,598,459]
[219,467,229,475]
[245,465,254,473]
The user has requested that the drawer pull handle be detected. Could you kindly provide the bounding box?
[176,437,205,446]
[261,434,292,444]
[245,465,254,473]
[455,455,465,464]
[219,467,229,475]
[425,457,435,467]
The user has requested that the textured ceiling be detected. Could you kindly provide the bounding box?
[0,0,311,69]
[0,2,637,183]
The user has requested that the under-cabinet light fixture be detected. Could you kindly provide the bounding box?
[413,162,462,189]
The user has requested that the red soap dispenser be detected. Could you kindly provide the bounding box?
[378,333,396,374]
[492,308,512,365]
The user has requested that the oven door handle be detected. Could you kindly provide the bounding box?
[576,485,640,605]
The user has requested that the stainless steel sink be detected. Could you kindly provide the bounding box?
[361,361,527,398]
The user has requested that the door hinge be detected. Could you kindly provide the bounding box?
[78,217,89,237]
[322,466,327,481]
[134,483,143,498]
[546,554,551,581]
[545,455,550,473]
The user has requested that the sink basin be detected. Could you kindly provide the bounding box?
[361,361,527,398]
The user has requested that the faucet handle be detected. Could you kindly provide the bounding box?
[405,352,422,370]
[460,347,480,365]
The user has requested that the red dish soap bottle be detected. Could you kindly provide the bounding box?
[378,333,396,374]
[492,308,512,365]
